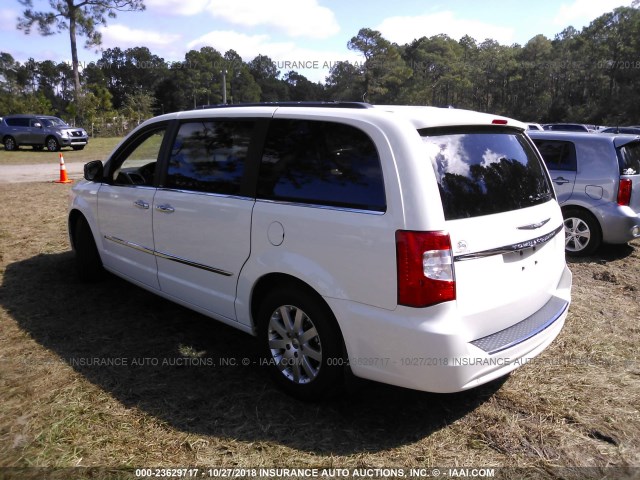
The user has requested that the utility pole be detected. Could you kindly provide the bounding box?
[221,69,227,104]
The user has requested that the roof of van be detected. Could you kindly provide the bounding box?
[154,102,526,131]
[373,105,525,130]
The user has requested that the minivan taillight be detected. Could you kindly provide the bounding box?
[618,178,632,206]
[396,230,456,308]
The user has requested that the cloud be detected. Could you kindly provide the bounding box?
[553,0,634,26]
[100,24,182,50]
[187,30,360,82]
[481,149,504,168]
[376,11,515,45]
[148,0,339,39]
[144,0,207,16]
[0,8,18,32]
[205,0,339,39]
[424,136,470,181]
[188,31,287,59]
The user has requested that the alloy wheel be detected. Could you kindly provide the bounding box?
[564,216,591,253]
[267,304,322,384]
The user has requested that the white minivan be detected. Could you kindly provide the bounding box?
[69,102,572,399]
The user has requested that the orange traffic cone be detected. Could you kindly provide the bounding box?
[55,153,73,184]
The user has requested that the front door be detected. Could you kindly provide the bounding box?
[97,126,167,289]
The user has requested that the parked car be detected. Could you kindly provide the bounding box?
[529,131,640,256]
[0,114,89,151]
[69,102,571,398]
[600,126,640,135]
[542,123,590,132]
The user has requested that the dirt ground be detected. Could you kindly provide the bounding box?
[0,181,638,480]
[0,162,85,184]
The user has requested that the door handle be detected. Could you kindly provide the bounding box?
[553,177,570,185]
[133,199,149,209]
[155,204,175,213]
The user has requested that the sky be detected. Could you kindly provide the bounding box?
[0,0,635,83]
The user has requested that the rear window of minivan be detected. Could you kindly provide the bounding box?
[617,141,640,175]
[420,127,553,220]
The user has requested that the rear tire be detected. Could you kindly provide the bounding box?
[257,287,344,400]
[73,216,104,281]
[563,208,602,256]
[4,136,17,151]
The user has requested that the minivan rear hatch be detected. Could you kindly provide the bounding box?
[420,126,567,340]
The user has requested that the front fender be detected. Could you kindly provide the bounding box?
[68,180,101,249]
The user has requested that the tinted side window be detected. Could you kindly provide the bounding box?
[6,118,29,127]
[421,128,553,220]
[617,141,640,175]
[166,120,253,195]
[257,119,386,212]
[533,140,577,171]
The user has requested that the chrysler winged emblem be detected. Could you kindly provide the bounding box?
[517,218,551,230]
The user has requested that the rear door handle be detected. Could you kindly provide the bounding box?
[155,204,175,213]
[133,199,149,209]
[553,177,570,185]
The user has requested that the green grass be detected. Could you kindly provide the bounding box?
[0,137,122,165]
[0,182,639,476]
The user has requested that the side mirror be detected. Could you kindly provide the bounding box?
[84,160,104,182]
[33,122,42,128]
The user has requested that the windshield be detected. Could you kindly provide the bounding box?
[38,117,68,127]
[617,141,640,175]
[420,127,554,220]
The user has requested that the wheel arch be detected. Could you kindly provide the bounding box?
[561,204,603,233]
[68,208,102,254]
[561,204,603,255]
[45,135,60,151]
[249,273,345,343]
[251,272,350,397]
[68,208,84,251]
[2,135,17,147]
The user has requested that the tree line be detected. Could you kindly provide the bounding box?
[2,5,640,136]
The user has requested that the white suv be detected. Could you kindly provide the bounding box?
[69,102,572,399]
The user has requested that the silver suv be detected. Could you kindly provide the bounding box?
[529,131,640,255]
[0,114,89,152]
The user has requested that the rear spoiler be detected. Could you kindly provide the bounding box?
[613,135,640,149]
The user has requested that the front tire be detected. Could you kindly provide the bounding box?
[258,287,344,400]
[563,208,602,256]
[4,136,17,151]
[73,216,104,281]
[46,136,60,152]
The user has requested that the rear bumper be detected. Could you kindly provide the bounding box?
[595,203,640,244]
[329,264,572,393]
